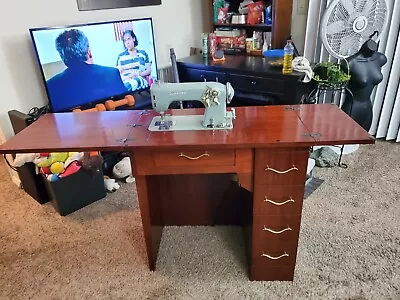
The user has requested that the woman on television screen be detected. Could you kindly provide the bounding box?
[116,30,152,92]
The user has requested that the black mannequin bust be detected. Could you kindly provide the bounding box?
[341,39,387,131]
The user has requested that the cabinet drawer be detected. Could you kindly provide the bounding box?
[133,149,253,175]
[250,265,295,281]
[254,150,308,185]
[180,68,227,83]
[153,149,235,168]
[253,215,301,244]
[253,185,305,215]
[252,215,301,267]
[230,74,284,95]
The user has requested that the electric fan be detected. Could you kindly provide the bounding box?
[310,0,389,163]
[320,0,389,60]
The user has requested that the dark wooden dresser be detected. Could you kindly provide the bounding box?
[177,55,306,106]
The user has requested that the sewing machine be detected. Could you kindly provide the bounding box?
[148,81,236,131]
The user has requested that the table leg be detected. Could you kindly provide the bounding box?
[135,175,164,271]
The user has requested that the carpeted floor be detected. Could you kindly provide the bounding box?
[0,141,399,300]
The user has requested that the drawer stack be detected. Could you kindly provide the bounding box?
[250,149,309,281]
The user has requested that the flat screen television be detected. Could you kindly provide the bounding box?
[30,18,158,112]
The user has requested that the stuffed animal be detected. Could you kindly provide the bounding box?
[13,153,39,167]
[50,162,64,174]
[34,152,83,181]
[35,152,69,168]
[104,176,120,192]
[82,152,103,175]
[112,157,135,183]
[64,152,84,168]
[59,161,81,178]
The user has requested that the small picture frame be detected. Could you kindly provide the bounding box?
[77,0,162,11]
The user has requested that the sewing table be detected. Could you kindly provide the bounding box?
[0,104,374,281]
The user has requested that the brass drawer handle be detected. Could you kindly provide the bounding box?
[264,197,294,206]
[261,253,289,260]
[265,166,298,174]
[179,152,210,160]
[263,226,292,234]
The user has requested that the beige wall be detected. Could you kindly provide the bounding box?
[0,0,209,139]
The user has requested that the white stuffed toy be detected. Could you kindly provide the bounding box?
[13,153,39,167]
[104,176,120,192]
[64,152,84,168]
[112,157,135,183]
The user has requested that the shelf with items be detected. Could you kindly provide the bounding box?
[208,0,292,55]
[214,23,272,30]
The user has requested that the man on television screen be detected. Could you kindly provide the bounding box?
[46,29,128,112]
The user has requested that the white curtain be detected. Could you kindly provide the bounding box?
[303,0,400,141]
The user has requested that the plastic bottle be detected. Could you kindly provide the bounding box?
[282,40,294,74]
[202,33,209,57]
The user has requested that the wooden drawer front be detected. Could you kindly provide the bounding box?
[253,185,305,215]
[250,265,295,281]
[182,68,227,83]
[254,150,308,185]
[153,149,235,168]
[252,215,301,267]
[230,74,284,95]
[253,215,301,244]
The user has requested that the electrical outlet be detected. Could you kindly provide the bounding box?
[296,0,308,15]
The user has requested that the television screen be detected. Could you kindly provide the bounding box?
[30,18,158,112]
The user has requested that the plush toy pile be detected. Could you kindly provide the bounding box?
[13,152,135,193]
[14,152,83,181]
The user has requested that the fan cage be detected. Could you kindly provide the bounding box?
[321,0,388,59]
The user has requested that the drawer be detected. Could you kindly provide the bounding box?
[180,68,227,83]
[250,265,295,281]
[252,240,299,267]
[253,215,302,244]
[251,215,302,267]
[253,185,305,215]
[230,74,285,95]
[153,149,235,168]
[133,149,253,175]
[254,150,309,185]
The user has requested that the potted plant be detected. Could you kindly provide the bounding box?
[312,61,351,90]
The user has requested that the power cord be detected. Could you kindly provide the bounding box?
[2,105,48,172]
[3,154,18,171]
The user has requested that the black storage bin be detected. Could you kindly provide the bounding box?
[17,162,51,204]
[43,168,106,216]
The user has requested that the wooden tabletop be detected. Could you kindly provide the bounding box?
[0,104,375,154]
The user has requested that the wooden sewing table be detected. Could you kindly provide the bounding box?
[0,104,374,281]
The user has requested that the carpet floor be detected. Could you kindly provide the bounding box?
[0,141,399,300]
